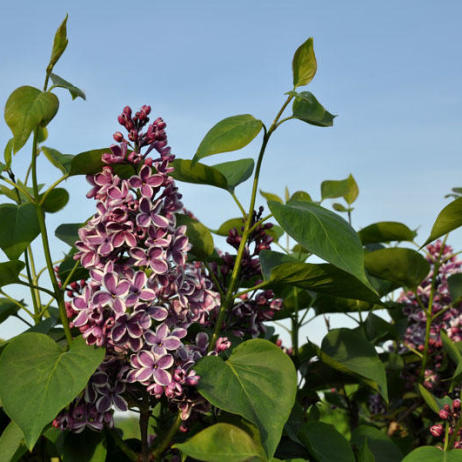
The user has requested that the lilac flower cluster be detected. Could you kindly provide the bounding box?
[54,106,221,432]
[430,399,462,448]
[399,241,462,392]
[208,206,282,337]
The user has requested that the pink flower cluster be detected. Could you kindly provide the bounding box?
[399,241,462,392]
[55,106,222,431]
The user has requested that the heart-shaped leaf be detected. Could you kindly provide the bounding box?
[171,158,228,189]
[0,421,24,462]
[351,426,402,462]
[55,223,82,247]
[290,91,335,127]
[298,422,355,462]
[173,423,264,462]
[359,221,417,245]
[402,446,462,461]
[0,333,105,449]
[292,37,317,88]
[321,174,358,205]
[423,197,462,246]
[195,339,297,459]
[0,261,25,287]
[40,188,69,213]
[260,250,380,303]
[268,200,372,289]
[193,115,263,163]
[0,203,40,259]
[4,86,59,153]
[0,298,21,323]
[319,328,388,400]
[364,248,430,290]
[41,146,74,174]
[212,158,254,192]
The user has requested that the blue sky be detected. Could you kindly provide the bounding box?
[1,0,462,342]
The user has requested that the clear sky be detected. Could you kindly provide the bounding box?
[1,0,462,343]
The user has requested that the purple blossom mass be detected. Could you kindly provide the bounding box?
[55,105,223,432]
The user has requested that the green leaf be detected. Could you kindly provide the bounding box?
[0,421,24,462]
[213,217,245,236]
[212,158,255,192]
[176,213,214,259]
[47,15,68,72]
[418,384,443,415]
[0,261,25,288]
[62,430,106,462]
[50,73,86,100]
[358,221,417,245]
[292,37,317,88]
[193,115,263,163]
[4,139,13,169]
[0,203,40,259]
[170,158,228,189]
[0,298,20,323]
[321,174,358,204]
[37,126,48,143]
[332,202,349,212]
[41,146,74,174]
[364,248,430,290]
[291,91,335,127]
[448,273,462,303]
[319,328,388,400]
[402,446,462,462]
[298,422,354,462]
[424,198,462,246]
[260,190,283,204]
[40,188,69,213]
[55,223,81,247]
[58,250,88,285]
[313,293,381,315]
[0,334,105,449]
[195,339,297,459]
[173,423,264,462]
[288,190,312,204]
[68,148,110,176]
[260,251,380,304]
[358,440,375,462]
[4,86,59,153]
[351,426,402,462]
[268,200,372,288]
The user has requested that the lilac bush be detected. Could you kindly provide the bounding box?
[2,17,462,462]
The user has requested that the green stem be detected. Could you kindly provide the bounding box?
[31,130,72,347]
[17,280,56,298]
[234,281,270,298]
[140,396,151,462]
[0,175,35,202]
[230,191,247,218]
[151,413,182,460]
[209,95,293,351]
[28,247,42,313]
[111,430,138,461]
[0,289,35,318]
[291,287,300,358]
[204,261,225,298]
[14,313,33,327]
[39,174,69,206]
[248,213,273,234]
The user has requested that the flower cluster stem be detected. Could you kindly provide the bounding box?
[209,95,293,351]
[151,413,182,460]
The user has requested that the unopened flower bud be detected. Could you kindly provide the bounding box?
[439,409,449,420]
[113,131,124,142]
[430,424,444,437]
[454,399,461,409]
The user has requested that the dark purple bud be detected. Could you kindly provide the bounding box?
[113,132,124,142]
